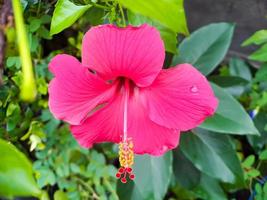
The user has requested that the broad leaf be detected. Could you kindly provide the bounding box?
[229,58,252,81]
[173,149,201,189]
[199,83,259,135]
[180,129,244,186]
[50,0,91,35]
[254,64,267,83]
[0,139,41,197]
[208,76,249,88]
[249,43,267,62]
[172,23,234,75]
[242,29,267,46]
[118,0,188,35]
[128,11,177,53]
[194,174,227,200]
[247,113,267,151]
[117,152,172,200]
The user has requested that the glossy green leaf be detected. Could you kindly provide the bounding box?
[173,149,201,189]
[117,152,172,200]
[249,43,267,62]
[128,11,177,53]
[50,0,91,35]
[180,129,244,185]
[118,0,188,35]
[194,174,227,200]
[247,112,267,150]
[229,58,252,81]
[208,76,249,88]
[0,139,41,197]
[172,23,234,75]
[199,83,259,135]
[242,29,267,46]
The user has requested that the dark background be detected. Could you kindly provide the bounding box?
[185,0,267,55]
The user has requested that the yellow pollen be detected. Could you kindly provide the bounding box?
[119,138,134,168]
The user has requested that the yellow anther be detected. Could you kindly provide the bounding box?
[118,138,134,168]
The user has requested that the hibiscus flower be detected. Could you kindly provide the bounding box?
[48,24,218,182]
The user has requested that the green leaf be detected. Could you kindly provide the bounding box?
[259,149,267,160]
[242,29,267,46]
[6,102,19,117]
[29,18,42,32]
[50,0,91,35]
[54,190,68,200]
[173,149,201,189]
[6,56,21,69]
[208,76,249,88]
[247,113,267,151]
[180,129,244,186]
[199,83,259,135]
[248,169,260,178]
[128,11,177,53]
[254,64,267,83]
[0,139,41,197]
[255,183,263,195]
[84,7,104,26]
[229,58,252,81]
[193,174,227,200]
[249,43,267,62]
[37,168,56,187]
[172,23,235,75]
[242,155,255,168]
[118,0,188,35]
[263,182,267,193]
[117,152,172,200]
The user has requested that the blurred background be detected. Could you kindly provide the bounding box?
[1,0,267,200]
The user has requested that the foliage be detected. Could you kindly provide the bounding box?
[0,139,41,198]
[1,0,267,199]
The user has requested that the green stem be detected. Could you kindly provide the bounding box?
[103,178,119,200]
[37,0,41,16]
[92,3,110,10]
[74,177,100,200]
[249,178,253,194]
[256,160,262,170]
[12,0,36,102]
[118,3,126,27]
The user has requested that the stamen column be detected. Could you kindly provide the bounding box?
[116,79,135,183]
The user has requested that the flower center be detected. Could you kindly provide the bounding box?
[116,78,135,183]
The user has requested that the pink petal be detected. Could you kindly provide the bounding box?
[70,93,124,148]
[82,24,165,87]
[128,91,180,155]
[48,54,114,125]
[70,89,180,155]
[143,64,218,131]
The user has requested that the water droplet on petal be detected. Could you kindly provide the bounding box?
[190,85,198,93]
[161,145,168,152]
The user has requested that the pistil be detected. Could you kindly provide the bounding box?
[116,79,135,183]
